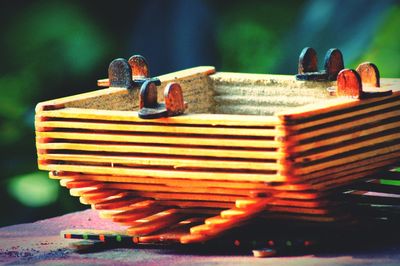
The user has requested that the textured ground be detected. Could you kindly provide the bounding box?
[1,209,400,265]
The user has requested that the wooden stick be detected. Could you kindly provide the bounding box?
[35,120,278,137]
[36,131,279,148]
[293,144,400,176]
[40,153,279,171]
[37,143,280,161]
[36,108,280,127]
[285,110,400,143]
[291,132,400,164]
[277,92,400,124]
[280,95,400,130]
[40,164,283,182]
[49,172,270,190]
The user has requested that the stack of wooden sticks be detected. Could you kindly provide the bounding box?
[35,53,400,244]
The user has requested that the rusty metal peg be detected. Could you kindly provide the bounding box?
[128,55,150,78]
[108,58,133,89]
[296,47,328,81]
[138,80,167,119]
[356,62,380,87]
[337,69,391,99]
[337,69,363,98]
[164,83,187,117]
[298,47,318,74]
[324,48,344,81]
[129,55,161,88]
[296,47,344,81]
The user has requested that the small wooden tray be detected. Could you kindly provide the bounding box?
[35,56,400,244]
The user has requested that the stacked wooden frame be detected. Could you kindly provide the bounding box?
[35,64,400,244]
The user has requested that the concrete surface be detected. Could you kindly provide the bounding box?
[1,209,400,265]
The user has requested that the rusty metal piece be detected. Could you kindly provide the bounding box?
[138,80,167,119]
[324,48,344,81]
[356,62,380,87]
[138,81,187,119]
[129,55,160,88]
[337,69,391,99]
[296,47,327,81]
[337,69,363,98]
[296,47,344,81]
[298,47,318,74]
[108,58,133,89]
[164,83,187,117]
[128,55,150,78]
[108,56,160,90]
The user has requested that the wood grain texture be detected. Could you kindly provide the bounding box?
[34,65,400,243]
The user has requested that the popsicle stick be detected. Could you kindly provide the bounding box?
[292,145,400,177]
[69,187,98,197]
[37,108,281,127]
[36,131,279,149]
[37,142,280,160]
[35,120,277,137]
[159,200,233,209]
[277,90,400,123]
[94,197,149,211]
[49,172,271,190]
[102,182,265,196]
[291,132,400,164]
[40,163,283,183]
[97,66,215,88]
[136,217,205,243]
[40,153,279,171]
[183,197,275,243]
[65,180,101,189]
[59,178,74,187]
[281,96,400,130]
[112,207,169,224]
[285,110,400,142]
[132,191,244,203]
[296,160,396,191]
[38,66,215,110]
[127,209,188,235]
[289,120,400,153]
[299,153,400,182]
[99,199,157,217]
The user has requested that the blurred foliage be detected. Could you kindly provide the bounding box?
[0,1,109,146]
[0,1,114,226]
[356,6,400,77]
[217,0,304,73]
[8,172,59,207]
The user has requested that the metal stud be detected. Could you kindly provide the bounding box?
[108,58,133,89]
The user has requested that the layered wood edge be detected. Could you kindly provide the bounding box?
[34,65,400,244]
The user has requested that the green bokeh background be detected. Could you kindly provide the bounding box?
[0,0,399,226]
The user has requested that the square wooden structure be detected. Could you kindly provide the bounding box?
[35,66,400,243]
